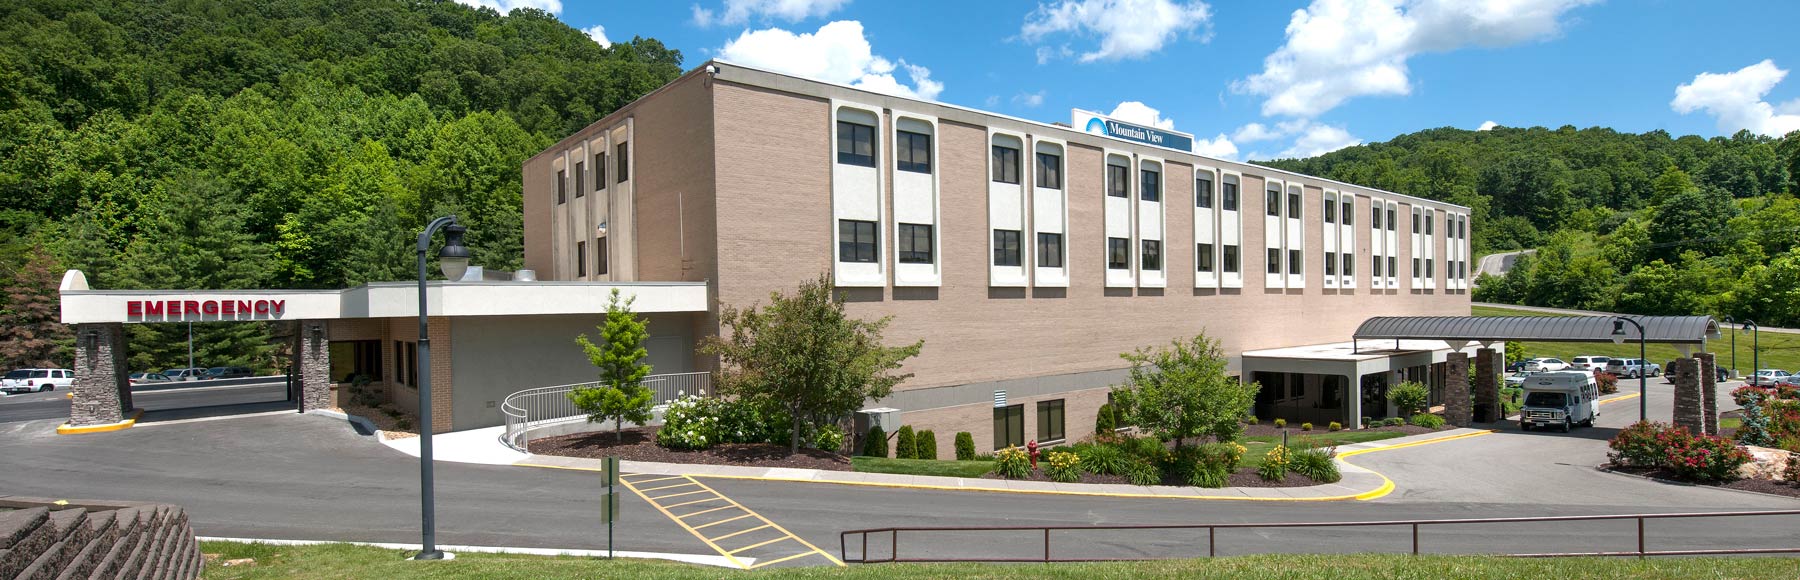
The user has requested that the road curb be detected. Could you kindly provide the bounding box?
[308,409,379,437]
[196,536,747,569]
[55,409,143,435]
[1594,465,1800,503]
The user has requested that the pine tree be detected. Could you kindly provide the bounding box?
[569,288,655,441]
[0,248,72,368]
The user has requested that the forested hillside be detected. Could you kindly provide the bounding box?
[0,0,682,371]
[1260,126,1800,327]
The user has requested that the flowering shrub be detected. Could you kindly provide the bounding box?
[812,424,845,452]
[1044,451,1082,483]
[995,447,1031,479]
[656,394,720,450]
[1732,385,1775,407]
[1593,371,1619,394]
[1777,384,1800,400]
[1664,433,1752,482]
[1608,420,1676,467]
[1257,445,1290,481]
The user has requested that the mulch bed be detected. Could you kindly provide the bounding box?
[981,467,1321,488]
[1605,464,1800,500]
[1241,423,1440,439]
[530,426,853,471]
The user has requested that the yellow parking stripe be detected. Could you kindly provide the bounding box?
[677,505,735,519]
[662,497,726,509]
[617,476,750,570]
[679,477,846,567]
[748,552,820,569]
[728,536,792,554]
[708,524,773,542]
[649,489,713,501]
[624,475,686,485]
[638,481,700,493]
[692,513,755,530]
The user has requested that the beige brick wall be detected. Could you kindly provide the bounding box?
[898,387,1113,456]
[381,316,453,433]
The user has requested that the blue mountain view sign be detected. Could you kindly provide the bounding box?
[1072,109,1195,153]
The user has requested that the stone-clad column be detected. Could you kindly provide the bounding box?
[296,320,331,412]
[1670,357,1702,433]
[1444,352,1471,427]
[1697,352,1718,435]
[70,323,128,426]
[1474,348,1500,423]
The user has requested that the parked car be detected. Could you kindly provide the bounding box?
[1522,358,1570,372]
[1748,369,1792,387]
[1569,356,1612,371]
[1505,360,1528,373]
[1,368,75,394]
[1603,358,1661,378]
[128,372,172,386]
[201,366,253,380]
[1504,371,1534,387]
[162,368,204,381]
[1660,360,1732,383]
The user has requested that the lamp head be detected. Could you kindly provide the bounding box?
[439,224,471,281]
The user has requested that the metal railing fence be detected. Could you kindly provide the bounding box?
[500,371,710,453]
[840,509,1800,564]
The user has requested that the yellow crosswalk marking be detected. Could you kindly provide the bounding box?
[728,536,792,554]
[708,524,773,542]
[692,513,755,530]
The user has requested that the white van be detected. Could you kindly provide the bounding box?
[1518,371,1600,432]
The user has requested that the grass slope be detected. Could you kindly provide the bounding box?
[851,457,994,478]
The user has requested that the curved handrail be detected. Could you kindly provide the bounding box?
[499,372,709,453]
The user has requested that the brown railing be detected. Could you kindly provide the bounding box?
[839,509,1800,564]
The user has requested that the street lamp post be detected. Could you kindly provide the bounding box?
[1744,320,1759,384]
[1722,315,1736,378]
[1612,317,1648,422]
[412,216,470,561]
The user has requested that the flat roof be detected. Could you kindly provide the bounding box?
[1243,340,1462,363]
[57,270,708,324]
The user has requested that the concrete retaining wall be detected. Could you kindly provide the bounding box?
[0,496,202,580]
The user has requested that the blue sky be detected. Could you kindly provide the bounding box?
[472,0,1800,160]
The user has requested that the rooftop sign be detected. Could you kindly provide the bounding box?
[1071,109,1194,153]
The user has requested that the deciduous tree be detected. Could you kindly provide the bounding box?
[1111,333,1259,448]
[569,288,654,441]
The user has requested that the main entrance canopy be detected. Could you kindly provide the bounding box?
[1354,315,1721,348]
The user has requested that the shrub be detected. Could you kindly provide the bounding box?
[1665,433,1752,483]
[657,395,722,450]
[1096,403,1117,434]
[1608,421,1673,467]
[1594,371,1619,394]
[1784,453,1800,485]
[1289,447,1341,483]
[895,426,918,460]
[1732,385,1774,407]
[1361,416,1373,428]
[812,424,845,453]
[916,429,938,460]
[1124,459,1161,486]
[1257,445,1290,481]
[1328,421,1343,432]
[1777,384,1800,400]
[1044,451,1082,483]
[1199,441,1247,470]
[1388,381,1430,416]
[1123,436,1168,463]
[1246,416,1259,425]
[994,447,1031,479]
[863,425,888,457]
[1410,414,1446,429]
[1737,389,1774,447]
[1188,464,1229,488]
[1077,444,1128,476]
[954,432,976,460]
[1301,422,1313,431]
[1274,418,1287,429]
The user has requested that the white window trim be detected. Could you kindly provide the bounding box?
[1220,169,1243,289]
[987,127,1030,288]
[1030,135,1070,288]
[891,111,942,288]
[1137,155,1167,289]
[1193,163,1219,289]
[831,99,887,288]
[1103,148,1136,289]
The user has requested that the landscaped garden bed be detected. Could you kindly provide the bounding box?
[531,426,852,471]
[1602,385,1800,499]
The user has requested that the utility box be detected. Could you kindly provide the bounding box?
[855,407,900,435]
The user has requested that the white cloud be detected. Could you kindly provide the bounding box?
[692,0,851,27]
[1013,90,1047,107]
[718,21,943,100]
[453,0,562,14]
[985,95,1001,108]
[1232,123,1282,143]
[1193,134,1238,160]
[1105,101,1176,130]
[1021,0,1213,63]
[1477,120,1499,131]
[582,25,611,47]
[1671,59,1800,137]
[1279,122,1361,158]
[1233,0,1596,118]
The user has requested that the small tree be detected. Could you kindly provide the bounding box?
[1110,333,1259,448]
[895,425,918,459]
[1388,381,1430,417]
[0,248,72,369]
[863,425,888,457]
[703,273,923,454]
[917,429,938,460]
[1504,341,1528,366]
[568,289,655,441]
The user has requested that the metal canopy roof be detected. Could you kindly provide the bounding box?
[1354,315,1720,344]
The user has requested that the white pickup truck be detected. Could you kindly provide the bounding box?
[1,368,75,394]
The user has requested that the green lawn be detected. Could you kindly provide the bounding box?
[196,541,1800,579]
[851,457,993,478]
[1239,430,1408,467]
[1474,305,1800,373]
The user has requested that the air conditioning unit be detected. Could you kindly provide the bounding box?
[855,407,900,434]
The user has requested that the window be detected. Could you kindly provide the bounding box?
[1196,176,1213,208]
[597,237,609,275]
[898,223,933,264]
[1037,399,1065,442]
[991,145,1021,184]
[1140,169,1161,202]
[994,404,1024,449]
[837,121,875,167]
[1267,248,1281,274]
[574,162,585,197]
[1037,232,1063,268]
[897,130,931,173]
[1412,210,1421,233]
[1372,204,1382,229]
[1324,197,1335,223]
[1387,207,1397,231]
[1342,252,1354,277]
[1106,164,1128,198]
[1426,258,1434,277]
[616,141,630,182]
[993,229,1022,266]
[1289,249,1302,275]
[1035,152,1061,189]
[1413,257,1421,276]
[1223,245,1239,273]
[1288,192,1301,220]
[1197,243,1215,272]
[1325,252,1336,275]
[1222,182,1239,211]
[1425,212,1434,235]
[838,219,878,263]
[576,240,587,277]
[1107,238,1130,270]
[595,152,607,188]
[1388,256,1397,276]
[328,340,382,384]
[1341,200,1353,225]
[1141,240,1161,271]
[556,169,566,204]
[1373,255,1383,277]
[1266,189,1281,216]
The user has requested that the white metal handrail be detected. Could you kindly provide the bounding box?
[500,372,711,453]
